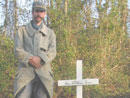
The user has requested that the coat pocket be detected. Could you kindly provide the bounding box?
[49,70,54,78]
[15,67,35,80]
[40,46,48,52]
[39,36,49,51]
[15,71,19,78]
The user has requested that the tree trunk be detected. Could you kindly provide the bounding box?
[14,0,17,36]
[64,0,68,17]
[3,0,8,36]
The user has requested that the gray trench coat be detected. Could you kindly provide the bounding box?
[14,22,56,98]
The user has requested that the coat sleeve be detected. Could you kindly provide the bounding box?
[38,30,56,64]
[14,27,33,67]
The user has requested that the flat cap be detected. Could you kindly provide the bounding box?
[32,1,46,11]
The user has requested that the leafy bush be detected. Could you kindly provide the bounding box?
[0,35,16,98]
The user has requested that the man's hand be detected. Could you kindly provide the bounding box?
[29,56,42,68]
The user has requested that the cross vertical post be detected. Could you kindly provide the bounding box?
[77,60,83,98]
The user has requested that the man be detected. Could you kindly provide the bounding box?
[14,1,56,98]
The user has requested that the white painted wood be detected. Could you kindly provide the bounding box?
[58,60,99,98]
[77,60,82,98]
[58,79,99,86]
[77,60,82,79]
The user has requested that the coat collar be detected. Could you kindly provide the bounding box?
[25,21,48,36]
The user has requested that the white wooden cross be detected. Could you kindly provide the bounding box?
[58,60,99,98]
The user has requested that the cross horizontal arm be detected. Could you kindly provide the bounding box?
[58,79,99,86]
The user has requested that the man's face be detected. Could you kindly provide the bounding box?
[32,9,46,23]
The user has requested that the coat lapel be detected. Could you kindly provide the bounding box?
[39,24,48,36]
[25,22,37,37]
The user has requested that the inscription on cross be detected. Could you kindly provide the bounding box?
[58,60,99,98]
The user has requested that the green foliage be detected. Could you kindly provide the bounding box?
[48,0,130,98]
[0,35,17,98]
[0,0,130,98]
